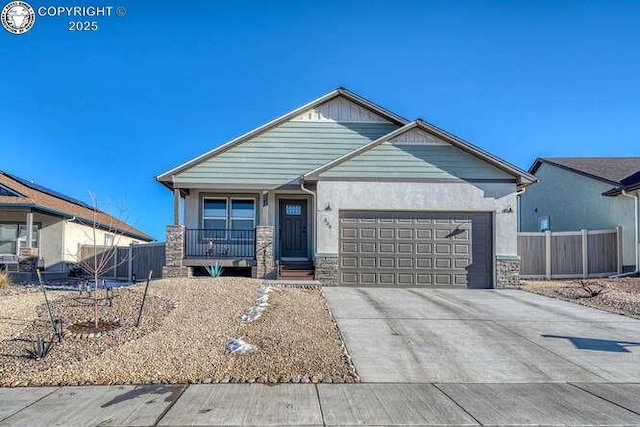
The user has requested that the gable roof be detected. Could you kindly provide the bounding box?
[304,120,537,186]
[530,157,640,196]
[0,171,154,241]
[156,88,408,188]
[530,157,640,185]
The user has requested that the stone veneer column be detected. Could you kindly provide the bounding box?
[162,225,190,278]
[496,255,521,288]
[18,247,39,272]
[254,226,275,279]
[314,255,339,286]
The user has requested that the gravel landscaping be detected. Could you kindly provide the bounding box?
[0,277,356,387]
[522,277,640,319]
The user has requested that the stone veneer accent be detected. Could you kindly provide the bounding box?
[254,226,275,279]
[18,247,39,273]
[314,255,339,286]
[162,225,190,278]
[496,255,521,289]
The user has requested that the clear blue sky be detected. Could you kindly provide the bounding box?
[3,0,639,240]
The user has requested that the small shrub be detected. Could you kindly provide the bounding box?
[0,270,12,289]
[575,279,610,297]
[204,262,223,278]
[25,337,54,359]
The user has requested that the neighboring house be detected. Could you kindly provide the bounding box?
[157,88,536,288]
[0,171,154,275]
[520,158,640,271]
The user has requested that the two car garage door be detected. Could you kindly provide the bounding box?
[339,211,493,288]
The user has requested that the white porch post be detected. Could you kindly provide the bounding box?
[26,211,34,248]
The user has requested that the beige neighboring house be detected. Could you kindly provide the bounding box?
[157,88,537,288]
[0,171,154,276]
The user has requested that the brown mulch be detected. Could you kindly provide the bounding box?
[521,277,640,319]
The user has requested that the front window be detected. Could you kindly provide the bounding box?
[0,223,39,254]
[231,200,255,230]
[202,197,255,238]
[104,234,115,246]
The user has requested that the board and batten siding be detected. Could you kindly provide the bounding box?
[291,96,392,123]
[173,121,399,187]
[320,129,513,180]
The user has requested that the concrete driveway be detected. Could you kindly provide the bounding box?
[323,288,640,383]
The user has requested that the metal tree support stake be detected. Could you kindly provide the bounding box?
[135,270,153,328]
[36,269,61,342]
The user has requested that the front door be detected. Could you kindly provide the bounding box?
[279,199,308,258]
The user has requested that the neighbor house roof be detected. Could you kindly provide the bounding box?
[0,171,154,241]
[530,157,640,196]
[156,88,409,188]
[305,120,537,186]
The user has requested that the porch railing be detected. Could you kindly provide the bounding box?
[185,229,256,258]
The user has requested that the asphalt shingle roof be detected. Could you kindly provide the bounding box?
[0,171,153,241]
[533,157,640,185]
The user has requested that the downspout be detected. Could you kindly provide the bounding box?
[516,187,526,232]
[615,190,639,276]
[300,177,316,260]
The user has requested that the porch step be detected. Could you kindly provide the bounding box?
[278,262,315,281]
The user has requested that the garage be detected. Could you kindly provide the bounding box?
[339,211,493,288]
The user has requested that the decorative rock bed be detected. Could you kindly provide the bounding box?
[522,277,640,319]
[0,277,358,386]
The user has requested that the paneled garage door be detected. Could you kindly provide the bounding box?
[339,211,493,288]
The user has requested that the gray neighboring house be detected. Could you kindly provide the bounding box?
[156,88,537,288]
[520,157,640,271]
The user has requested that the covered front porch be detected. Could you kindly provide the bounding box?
[0,207,48,273]
[162,187,314,279]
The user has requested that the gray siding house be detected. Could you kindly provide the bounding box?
[520,158,640,271]
[157,89,536,288]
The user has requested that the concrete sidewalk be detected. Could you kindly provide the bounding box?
[2,382,640,426]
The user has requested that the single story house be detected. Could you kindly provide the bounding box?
[157,88,537,288]
[0,171,154,275]
[520,157,640,272]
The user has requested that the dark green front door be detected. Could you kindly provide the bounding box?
[280,199,308,258]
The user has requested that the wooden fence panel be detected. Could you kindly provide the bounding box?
[517,234,546,277]
[116,247,130,278]
[131,243,165,280]
[550,234,582,276]
[77,245,118,278]
[588,232,617,274]
[518,228,620,279]
[77,242,166,281]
